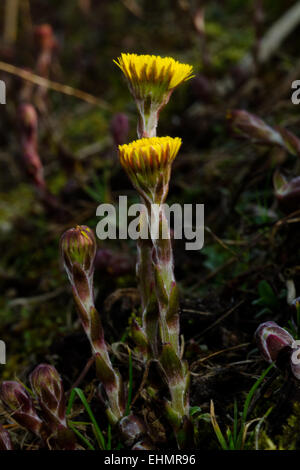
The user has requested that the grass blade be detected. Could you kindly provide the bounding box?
[66,387,106,449]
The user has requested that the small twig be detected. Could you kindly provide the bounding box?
[191,256,237,290]
[181,308,213,316]
[205,226,238,257]
[0,60,110,109]
[191,342,250,370]
[194,300,244,340]
[70,356,95,390]
[271,209,300,243]
[8,287,66,307]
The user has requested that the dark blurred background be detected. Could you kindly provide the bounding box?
[0,0,300,382]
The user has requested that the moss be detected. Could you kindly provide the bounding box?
[256,429,277,450]
[48,172,68,195]
[63,108,109,152]
[0,185,36,226]
[277,402,300,450]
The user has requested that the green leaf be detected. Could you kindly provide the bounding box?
[66,387,106,449]
[257,280,279,309]
[190,406,202,416]
[68,421,95,450]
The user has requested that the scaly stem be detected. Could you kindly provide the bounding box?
[71,266,124,424]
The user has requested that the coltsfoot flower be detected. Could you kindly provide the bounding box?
[119,136,181,171]
[119,136,182,203]
[114,53,193,98]
[114,53,193,137]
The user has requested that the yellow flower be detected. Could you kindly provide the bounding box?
[114,53,193,91]
[119,136,182,172]
[119,136,182,202]
[114,54,193,138]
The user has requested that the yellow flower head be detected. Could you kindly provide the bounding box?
[119,136,182,202]
[114,53,193,101]
[119,136,181,173]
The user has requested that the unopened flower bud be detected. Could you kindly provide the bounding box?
[0,381,33,412]
[34,24,56,52]
[227,110,285,147]
[18,103,38,139]
[60,225,96,276]
[273,170,300,213]
[30,364,78,449]
[110,113,129,146]
[30,364,66,428]
[18,103,46,189]
[193,8,205,36]
[275,126,300,157]
[60,226,97,326]
[0,381,44,437]
[228,110,300,157]
[255,321,294,363]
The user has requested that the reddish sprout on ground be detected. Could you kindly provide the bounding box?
[193,8,205,37]
[275,126,300,157]
[227,109,285,147]
[34,24,58,112]
[34,24,57,79]
[110,113,130,146]
[0,381,46,439]
[30,364,67,429]
[255,321,300,381]
[255,321,294,363]
[18,103,45,189]
[30,364,78,450]
[227,109,300,156]
[17,103,69,219]
[34,25,57,54]
[0,367,79,450]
